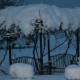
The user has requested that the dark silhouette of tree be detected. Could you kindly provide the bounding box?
[0,0,12,9]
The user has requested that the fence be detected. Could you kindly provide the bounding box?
[11,54,78,74]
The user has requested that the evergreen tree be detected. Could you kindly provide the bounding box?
[0,0,12,9]
[11,0,27,6]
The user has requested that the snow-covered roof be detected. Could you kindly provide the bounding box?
[0,4,80,35]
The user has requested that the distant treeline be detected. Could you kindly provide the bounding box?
[0,0,28,9]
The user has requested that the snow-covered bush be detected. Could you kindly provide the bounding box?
[65,65,80,80]
[9,63,34,79]
[0,4,80,35]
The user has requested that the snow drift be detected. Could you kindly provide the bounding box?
[9,63,34,79]
[65,65,80,80]
[0,4,80,35]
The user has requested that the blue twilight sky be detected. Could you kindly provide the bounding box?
[23,0,80,8]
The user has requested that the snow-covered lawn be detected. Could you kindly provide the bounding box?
[35,74,65,80]
[0,74,65,80]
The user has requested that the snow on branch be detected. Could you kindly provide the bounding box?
[0,4,80,35]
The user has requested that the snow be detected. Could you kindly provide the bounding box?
[65,65,80,80]
[0,74,65,80]
[65,57,80,80]
[0,4,80,80]
[9,63,34,79]
[0,4,80,35]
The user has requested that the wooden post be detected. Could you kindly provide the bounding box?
[8,37,12,65]
[40,29,43,74]
[47,33,51,74]
[76,30,80,57]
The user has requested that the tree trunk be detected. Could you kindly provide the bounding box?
[8,37,12,65]
[76,30,80,57]
[47,33,51,74]
[40,29,43,74]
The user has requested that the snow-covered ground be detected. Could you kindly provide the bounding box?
[0,74,65,80]
[0,63,65,80]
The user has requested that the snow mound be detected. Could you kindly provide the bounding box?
[0,4,80,35]
[9,63,34,79]
[65,65,80,80]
